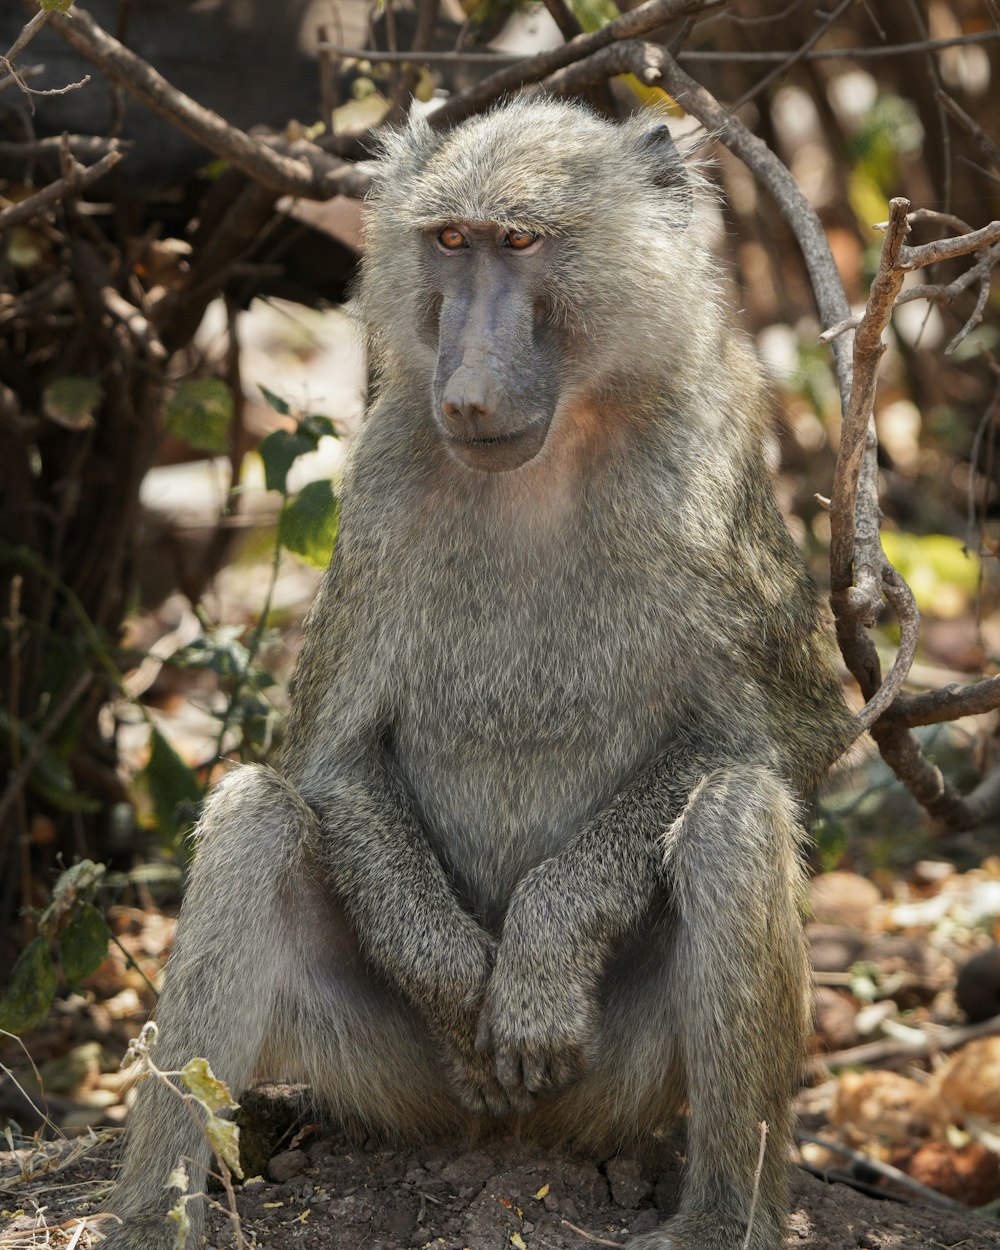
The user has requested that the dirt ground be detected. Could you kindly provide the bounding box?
[3,1122,1000,1250]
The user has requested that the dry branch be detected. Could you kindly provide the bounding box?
[431,0,720,128]
[808,1011,1000,1078]
[41,5,367,200]
[531,39,668,96]
[936,89,1000,174]
[0,145,123,230]
[653,53,999,825]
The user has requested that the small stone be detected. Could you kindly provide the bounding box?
[542,1193,560,1212]
[267,1148,307,1183]
[807,923,864,973]
[809,872,881,930]
[813,986,859,1050]
[605,1157,648,1207]
[630,1208,660,1235]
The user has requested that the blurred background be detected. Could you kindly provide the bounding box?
[1,0,999,1217]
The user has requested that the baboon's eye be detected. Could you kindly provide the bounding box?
[504,230,538,251]
[438,226,467,250]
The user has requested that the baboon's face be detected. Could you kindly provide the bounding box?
[423,221,564,474]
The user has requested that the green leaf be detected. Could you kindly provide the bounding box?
[180,1057,238,1113]
[0,938,58,1034]
[258,384,291,416]
[42,377,103,430]
[259,427,317,494]
[300,414,339,442]
[59,903,111,983]
[39,860,106,936]
[165,378,233,454]
[175,628,249,677]
[40,0,75,11]
[205,1112,243,1178]
[143,727,202,842]
[279,480,339,568]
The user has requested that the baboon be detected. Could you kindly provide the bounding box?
[105,98,852,1250]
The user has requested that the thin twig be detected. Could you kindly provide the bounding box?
[560,1219,624,1247]
[741,1122,767,1250]
[936,88,1000,174]
[900,219,1000,270]
[0,671,93,830]
[0,147,123,230]
[819,241,1000,351]
[431,0,720,127]
[808,1011,1000,1077]
[730,0,854,112]
[318,43,523,62]
[44,5,364,199]
[0,135,119,160]
[796,1134,969,1212]
[2,8,50,64]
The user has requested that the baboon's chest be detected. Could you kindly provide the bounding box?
[386,558,674,917]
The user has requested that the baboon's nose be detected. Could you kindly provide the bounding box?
[441,373,496,441]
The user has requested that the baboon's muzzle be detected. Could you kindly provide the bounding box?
[432,252,559,473]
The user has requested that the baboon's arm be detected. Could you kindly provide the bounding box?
[309,748,492,1019]
[307,747,533,1114]
[477,751,698,1093]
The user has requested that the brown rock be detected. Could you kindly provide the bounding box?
[813,987,859,1050]
[267,1147,307,1183]
[809,872,881,931]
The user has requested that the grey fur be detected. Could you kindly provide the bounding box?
[104,98,851,1250]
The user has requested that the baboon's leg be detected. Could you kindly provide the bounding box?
[627,764,809,1250]
[105,766,454,1250]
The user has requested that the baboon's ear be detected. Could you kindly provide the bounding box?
[643,124,693,223]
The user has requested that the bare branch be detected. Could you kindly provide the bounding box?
[900,219,1000,270]
[431,0,721,128]
[2,7,50,65]
[936,88,1000,174]
[828,198,909,615]
[653,54,853,407]
[808,1012,1000,1079]
[886,676,1000,728]
[819,240,1000,352]
[540,0,584,42]
[530,39,668,96]
[0,135,120,161]
[0,146,123,230]
[44,5,364,199]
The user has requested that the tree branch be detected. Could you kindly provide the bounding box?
[431,0,720,128]
[0,146,123,230]
[43,5,366,199]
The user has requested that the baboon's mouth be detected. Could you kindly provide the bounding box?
[457,430,529,447]
[445,418,551,473]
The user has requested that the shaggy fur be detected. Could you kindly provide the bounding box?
[105,99,851,1250]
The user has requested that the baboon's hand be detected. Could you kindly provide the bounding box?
[411,919,533,1115]
[475,932,600,1098]
[434,1005,538,1117]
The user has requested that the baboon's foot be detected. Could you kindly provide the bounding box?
[626,1211,782,1250]
[97,1215,177,1250]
